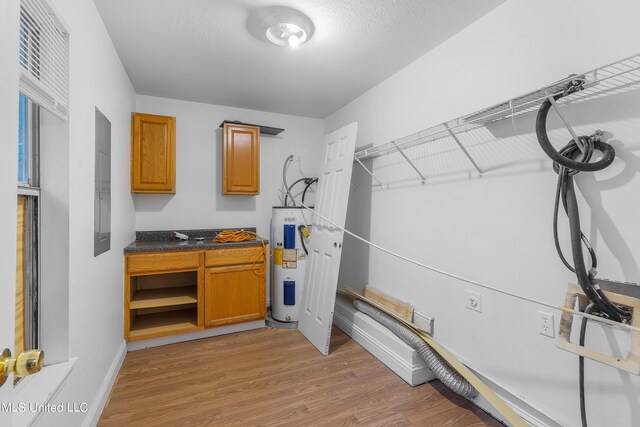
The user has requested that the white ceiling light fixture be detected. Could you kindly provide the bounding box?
[262,11,313,48]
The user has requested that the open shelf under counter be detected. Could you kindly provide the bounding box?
[129,308,199,341]
[130,286,198,310]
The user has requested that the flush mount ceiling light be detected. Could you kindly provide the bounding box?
[263,12,313,48]
[248,7,314,49]
[266,22,307,48]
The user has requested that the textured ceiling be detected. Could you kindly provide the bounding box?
[95,0,504,118]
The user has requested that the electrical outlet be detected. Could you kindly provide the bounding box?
[539,311,555,337]
[466,291,482,313]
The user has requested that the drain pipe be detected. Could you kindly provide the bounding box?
[353,299,477,399]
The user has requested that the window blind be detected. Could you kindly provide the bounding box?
[19,0,69,120]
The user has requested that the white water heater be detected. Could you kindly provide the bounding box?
[271,206,309,322]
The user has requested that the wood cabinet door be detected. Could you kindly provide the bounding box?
[223,123,260,195]
[131,113,176,193]
[204,263,266,327]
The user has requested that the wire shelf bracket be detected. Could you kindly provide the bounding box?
[443,123,483,176]
[545,88,587,153]
[391,141,426,183]
[355,157,384,187]
[354,52,640,183]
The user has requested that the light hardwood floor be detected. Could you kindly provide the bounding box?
[99,327,500,426]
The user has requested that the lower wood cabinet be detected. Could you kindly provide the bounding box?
[204,263,266,327]
[124,247,265,342]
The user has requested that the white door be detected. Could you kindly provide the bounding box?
[298,122,358,355]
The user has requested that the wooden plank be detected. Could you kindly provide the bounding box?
[130,287,197,310]
[99,327,500,427]
[557,283,640,374]
[363,285,414,323]
[129,309,200,341]
[15,196,26,356]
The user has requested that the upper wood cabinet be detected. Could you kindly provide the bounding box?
[223,123,260,195]
[131,113,176,193]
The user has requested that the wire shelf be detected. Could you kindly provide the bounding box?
[354,53,640,172]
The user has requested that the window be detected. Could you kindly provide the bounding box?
[18,7,40,79]
[16,93,40,364]
[19,0,69,120]
[15,0,70,375]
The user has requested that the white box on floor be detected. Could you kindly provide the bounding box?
[333,294,435,386]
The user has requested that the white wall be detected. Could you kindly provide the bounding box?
[0,0,20,423]
[337,156,373,293]
[34,0,136,425]
[327,1,640,426]
[39,110,70,366]
[134,95,324,237]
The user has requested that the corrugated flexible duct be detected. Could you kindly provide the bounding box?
[353,299,477,399]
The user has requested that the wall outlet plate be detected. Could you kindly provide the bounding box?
[538,311,555,337]
[466,291,482,313]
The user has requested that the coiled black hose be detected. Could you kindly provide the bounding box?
[535,80,631,323]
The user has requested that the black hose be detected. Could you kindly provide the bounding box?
[302,178,318,204]
[553,172,597,272]
[284,178,308,207]
[298,225,308,255]
[579,303,595,427]
[536,94,615,173]
[536,81,631,322]
[564,177,621,321]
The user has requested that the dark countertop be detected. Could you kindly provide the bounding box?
[124,228,267,253]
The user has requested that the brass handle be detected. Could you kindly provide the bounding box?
[0,348,44,387]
